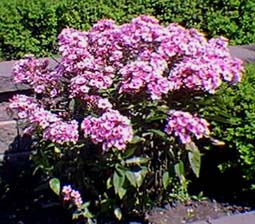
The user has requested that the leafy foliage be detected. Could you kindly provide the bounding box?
[199,64,255,185]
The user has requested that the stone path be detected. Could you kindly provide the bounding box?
[191,211,255,224]
[229,45,255,63]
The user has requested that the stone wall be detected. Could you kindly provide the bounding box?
[0,59,57,160]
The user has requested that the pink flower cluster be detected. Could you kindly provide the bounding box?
[9,95,78,144]
[10,15,244,150]
[12,56,62,97]
[81,109,133,151]
[57,15,243,100]
[83,95,113,111]
[168,36,243,93]
[9,94,38,119]
[43,120,79,144]
[164,110,210,144]
[58,27,116,94]
[62,185,83,208]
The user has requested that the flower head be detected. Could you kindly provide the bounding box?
[165,110,210,144]
[81,109,133,151]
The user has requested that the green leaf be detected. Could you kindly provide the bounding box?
[113,170,125,195]
[162,171,170,189]
[146,113,167,122]
[123,146,136,158]
[147,129,169,140]
[136,168,147,187]
[188,149,201,178]
[46,143,55,149]
[126,169,147,188]
[114,207,122,220]
[54,146,61,154]
[83,210,93,219]
[106,177,112,189]
[49,178,60,196]
[117,187,127,199]
[125,171,137,187]
[209,137,225,146]
[174,161,185,178]
[125,157,149,165]
[185,141,199,151]
[130,135,145,144]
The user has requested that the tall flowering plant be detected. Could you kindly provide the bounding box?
[9,15,243,221]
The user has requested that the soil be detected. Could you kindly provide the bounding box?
[146,200,252,224]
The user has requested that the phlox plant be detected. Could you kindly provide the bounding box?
[9,15,243,222]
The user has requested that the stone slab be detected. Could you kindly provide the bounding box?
[0,57,59,94]
[0,120,18,155]
[0,57,59,77]
[190,211,255,224]
[0,101,12,121]
[0,60,15,77]
[229,45,255,63]
[0,76,31,94]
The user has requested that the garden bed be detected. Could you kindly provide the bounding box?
[1,15,255,224]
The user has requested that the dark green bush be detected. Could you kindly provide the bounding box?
[0,0,255,60]
[199,64,255,187]
[0,0,60,59]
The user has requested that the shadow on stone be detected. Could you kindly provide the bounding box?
[0,133,71,224]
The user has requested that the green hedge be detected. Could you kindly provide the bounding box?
[199,64,255,188]
[0,0,255,60]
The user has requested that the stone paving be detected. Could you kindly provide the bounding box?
[191,211,255,224]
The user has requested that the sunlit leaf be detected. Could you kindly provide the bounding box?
[125,157,149,165]
[174,161,185,178]
[125,171,137,187]
[130,135,145,144]
[162,171,170,189]
[113,170,125,195]
[68,99,75,113]
[106,177,112,189]
[147,129,169,140]
[118,187,127,199]
[114,207,122,220]
[49,178,60,196]
[54,146,61,154]
[136,168,147,187]
[209,137,225,146]
[185,141,198,152]
[188,149,201,178]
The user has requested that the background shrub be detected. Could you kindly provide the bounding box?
[0,0,255,60]
[0,0,59,59]
[199,64,255,189]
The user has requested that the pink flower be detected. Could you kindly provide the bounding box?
[43,120,79,144]
[9,95,39,119]
[81,109,133,151]
[62,185,83,208]
[12,56,62,95]
[57,15,243,101]
[165,110,210,144]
